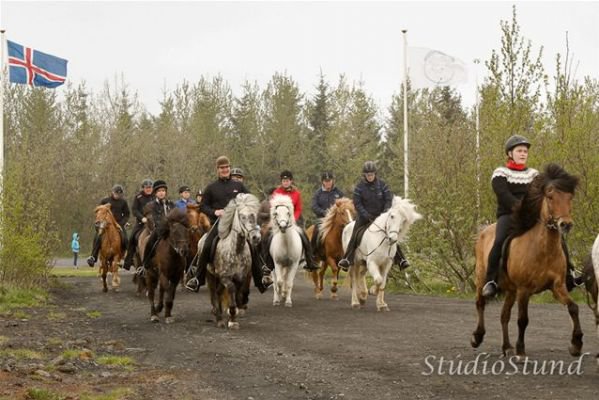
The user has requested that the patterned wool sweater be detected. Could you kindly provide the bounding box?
[491,166,539,218]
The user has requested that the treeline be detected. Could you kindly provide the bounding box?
[2,8,598,291]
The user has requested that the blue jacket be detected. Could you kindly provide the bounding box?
[175,198,196,210]
[71,233,80,253]
[353,177,392,224]
[312,187,344,218]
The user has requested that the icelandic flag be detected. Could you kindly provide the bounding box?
[7,40,68,88]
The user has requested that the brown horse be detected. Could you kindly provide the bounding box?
[132,205,156,296]
[93,204,124,293]
[184,204,211,281]
[471,163,582,358]
[306,198,355,300]
[145,209,190,323]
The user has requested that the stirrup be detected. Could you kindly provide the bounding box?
[399,259,410,270]
[185,277,200,293]
[337,258,350,271]
[135,266,145,277]
[262,274,273,287]
[87,256,95,267]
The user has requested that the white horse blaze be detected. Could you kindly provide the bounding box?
[342,196,422,311]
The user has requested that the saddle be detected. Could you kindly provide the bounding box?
[208,236,221,264]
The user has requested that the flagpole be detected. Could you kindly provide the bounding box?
[0,29,5,192]
[402,29,409,199]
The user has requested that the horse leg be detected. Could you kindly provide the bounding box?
[147,271,159,322]
[156,273,167,315]
[358,265,368,305]
[500,291,516,356]
[349,265,360,309]
[471,289,487,348]
[111,260,121,292]
[226,281,239,330]
[164,277,177,324]
[101,259,108,293]
[272,267,282,306]
[515,290,530,357]
[311,266,322,300]
[214,284,226,328]
[552,283,583,356]
[326,256,339,300]
[376,265,391,312]
[285,264,299,308]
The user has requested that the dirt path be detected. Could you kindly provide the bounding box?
[2,268,599,399]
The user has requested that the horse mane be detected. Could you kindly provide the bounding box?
[388,196,423,242]
[511,163,579,237]
[321,198,353,240]
[218,193,260,238]
[270,194,295,233]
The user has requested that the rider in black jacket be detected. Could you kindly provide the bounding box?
[337,161,410,271]
[310,171,344,252]
[122,179,154,271]
[87,184,130,267]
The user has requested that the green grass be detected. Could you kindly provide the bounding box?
[0,348,45,360]
[86,310,102,319]
[0,336,9,346]
[25,388,65,400]
[0,285,47,315]
[46,337,63,347]
[47,311,67,321]
[80,387,135,400]
[96,355,135,369]
[60,349,81,360]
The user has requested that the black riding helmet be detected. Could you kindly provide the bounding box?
[141,178,153,188]
[280,170,293,180]
[362,161,377,173]
[505,135,531,155]
[321,171,334,181]
[231,167,244,177]
[112,184,124,194]
[152,180,168,194]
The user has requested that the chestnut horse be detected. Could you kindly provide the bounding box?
[206,193,261,329]
[145,209,190,323]
[184,204,211,280]
[93,204,124,293]
[306,198,356,300]
[471,163,582,358]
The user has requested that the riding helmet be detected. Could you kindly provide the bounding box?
[215,155,230,168]
[280,170,293,180]
[179,185,191,194]
[141,178,153,188]
[362,161,377,173]
[504,135,531,155]
[111,184,124,194]
[196,189,203,196]
[152,180,168,193]
[321,171,334,181]
[230,167,244,177]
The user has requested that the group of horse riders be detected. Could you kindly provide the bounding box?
[86,154,413,295]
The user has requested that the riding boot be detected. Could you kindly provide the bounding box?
[119,228,128,253]
[87,234,102,267]
[482,242,502,298]
[310,223,320,257]
[299,229,319,271]
[393,244,410,270]
[141,231,160,272]
[122,234,137,271]
[249,244,267,293]
[185,224,218,292]
[338,226,360,271]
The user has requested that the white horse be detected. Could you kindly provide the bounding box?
[269,194,303,307]
[342,196,422,311]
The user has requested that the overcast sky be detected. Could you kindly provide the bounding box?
[2,1,598,115]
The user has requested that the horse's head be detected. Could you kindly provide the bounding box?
[381,196,423,245]
[220,193,261,247]
[186,204,211,239]
[164,209,191,258]
[94,204,115,235]
[270,194,295,234]
[515,163,579,236]
[334,198,356,225]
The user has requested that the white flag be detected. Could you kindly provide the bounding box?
[407,47,468,89]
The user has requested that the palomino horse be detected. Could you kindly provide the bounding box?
[471,163,582,358]
[206,193,261,329]
[145,209,190,323]
[307,198,355,300]
[93,204,124,293]
[269,194,303,307]
[341,196,422,311]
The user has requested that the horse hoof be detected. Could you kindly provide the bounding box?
[351,304,361,310]
[330,293,338,300]
[569,345,582,357]
[315,293,322,300]
[228,321,240,330]
[150,315,159,323]
[273,301,281,306]
[237,308,246,317]
[113,287,120,293]
[165,317,175,324]
[216,320,226,329]
[470,334,483,348]
[377,305,390,312]
[359,298,366,306]
[369,286,377,295]
[331,286,338,294]
[284,303,292,308]
[102,287,108,293]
